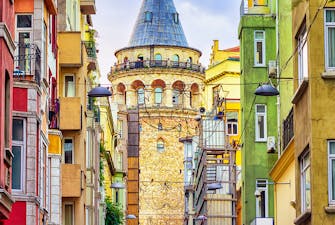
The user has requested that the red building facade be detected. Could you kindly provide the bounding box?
[0,0,15,220]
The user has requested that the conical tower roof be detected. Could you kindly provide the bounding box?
[128,0,189,47]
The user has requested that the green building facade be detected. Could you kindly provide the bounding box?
[238,1,278,224]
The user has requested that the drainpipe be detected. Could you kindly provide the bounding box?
[276,0,281,159]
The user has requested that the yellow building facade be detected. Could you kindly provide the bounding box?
[204,41,241,166]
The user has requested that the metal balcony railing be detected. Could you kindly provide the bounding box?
[83,41,97,59]
[240,0,269,15]
[282,108,294,150]
[14,43,41,85]
[111,59,205,74]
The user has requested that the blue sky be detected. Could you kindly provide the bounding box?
[92,0,241,83]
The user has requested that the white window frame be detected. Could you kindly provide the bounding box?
[86,130,92,168]
[325,9,335,70]
[227,121,238,136]
[255,104,267,142]
[63,138,74,164]
[154,87,163,104]
[328,141,335,205]
[15,14,33,74]
[254,30,265,66]
[12,118,26,192]
[63,202,75,225]
[118,119,124,139]
[255,179,268,217]
[64,74,76,97]
[137,88,145,105]
[300,150,311,212]
[297,23,308,85]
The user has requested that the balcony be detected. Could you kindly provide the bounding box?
[110,59,205,75]
[240,0,270,16]
[58,32,82,67]
[83,41,97,60]
[13,43,41,85]
[62,164,82,197]
[48,130,62,155]
[282,108,294,150]
[59,97,82,130]
[80,0,96,15]
[49,99,59,129]
[250,217,274,225]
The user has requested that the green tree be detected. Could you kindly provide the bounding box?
[105,197,124,225]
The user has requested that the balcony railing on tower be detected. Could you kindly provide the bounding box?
[83,41,97,59]
[13,43,41,85]
[110,59,205,74]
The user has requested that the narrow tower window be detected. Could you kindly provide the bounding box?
[173,13,179,24]
[144,11,153,22]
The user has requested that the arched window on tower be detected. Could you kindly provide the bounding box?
[144,11,153,22]
[157,139,165,152]
[155,87,163,105]
[155,53,162,66]
[172,89,181,106]
[137,88,145,105]
[172,54,179,67]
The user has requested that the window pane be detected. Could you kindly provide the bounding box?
[256,41,263,64]
[305,166,311,209]
[328,27,335,67]
[18,32,31,72]
[12,146,22,190]
[257,105,265,113]
[64,139,73,164]
[326,10,335,23]
[172,54,179,62]
[155,54,162,61]
[233,124,238,134]
[138,88,145,104]
[13,119,24,141]
[65,76,75,97]
[258,115,265,138]
[255,31,264,39]
[332,160,335,200]
[65,204,73,225]
[17,15,32,28]
[330,142,335,154]
[155,88,162,104]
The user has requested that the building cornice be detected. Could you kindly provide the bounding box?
[0,23,15,57]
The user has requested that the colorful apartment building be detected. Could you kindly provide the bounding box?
[0,0,15,220]
[239,0,278,224]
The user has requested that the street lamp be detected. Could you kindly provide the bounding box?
[254,83,279,96]
[88,85,112,97]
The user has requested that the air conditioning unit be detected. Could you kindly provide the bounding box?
[267,136,276,153]
[268,60,277,78]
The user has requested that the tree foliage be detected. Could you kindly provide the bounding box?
[105,197,124,225]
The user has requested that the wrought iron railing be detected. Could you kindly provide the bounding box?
[83,41,97,59]
[111,59,205,74]
[282,108,294,150]
[13,43,41,85]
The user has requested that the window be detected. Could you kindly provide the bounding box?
[255,104,267,141]
[155,53,162,66]
[118,120,123,138]
[172,54,179,67]
[325,10,335,69]
[297,23,308,85]
[86,131,92,168]
[328,141,335,204]
[64,75,75,97]
[256,179,268,217]
[172,89,181,105]
[300,150,311,212]
[137,88,145,105]
[12,118,25,191]
[64,138,74,164]
[254,31,265,66]
[144,11,153,22]
[173,13,179,24]
[5,73,10,148]
[157,139,164,152]
[64,203,74,225]
[155,87,163,104]
[16,15,33,74]
[227,112,238,135]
